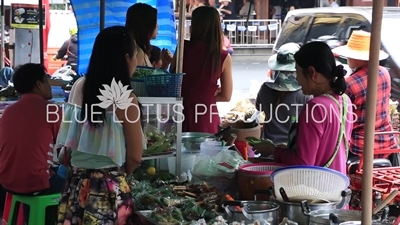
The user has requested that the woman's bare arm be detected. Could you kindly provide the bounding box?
[216,54,233,102]
[136,50,146,67]
[116,93,143,174]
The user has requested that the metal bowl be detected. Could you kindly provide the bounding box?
[182,132,214,151]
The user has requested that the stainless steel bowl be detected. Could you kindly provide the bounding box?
[182,132,214,151]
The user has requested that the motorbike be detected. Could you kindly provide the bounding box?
[347,131,400,213]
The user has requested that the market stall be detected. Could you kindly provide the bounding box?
[0,0,396,224]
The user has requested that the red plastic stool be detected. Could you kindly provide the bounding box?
[2,193,25,225]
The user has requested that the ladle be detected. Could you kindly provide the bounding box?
[279,187,290,202]
[372,189,398,215]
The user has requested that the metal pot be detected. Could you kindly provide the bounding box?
[182,132,214,151]
[304,209,381,225]
[253,188,351,225]
[276,189,351,225]
[182,127,231,151]
[223,200,280,225]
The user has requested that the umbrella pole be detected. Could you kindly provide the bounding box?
[0,0,4,68]
[38,0,44,65]
[175,0,185,73]
[361,0,384,224]
[100,0,105,31]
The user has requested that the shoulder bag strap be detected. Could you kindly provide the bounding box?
[323,94,349,168]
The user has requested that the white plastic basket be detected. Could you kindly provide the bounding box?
[270,166,349,202]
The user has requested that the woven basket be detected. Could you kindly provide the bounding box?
[131,79,148,97]
[143,73,184,97]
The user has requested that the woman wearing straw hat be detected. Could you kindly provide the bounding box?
[254,41,353,175]
[332,30,397,160]
[255,43,312,146]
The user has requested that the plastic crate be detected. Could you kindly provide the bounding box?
[143,73,184,97]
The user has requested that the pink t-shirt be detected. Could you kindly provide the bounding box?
[274,94,353,175]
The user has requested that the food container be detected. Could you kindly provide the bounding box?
[200,141,230,157]
[304,209,380,225]
[223,200,279,225]
[167,153,196,174]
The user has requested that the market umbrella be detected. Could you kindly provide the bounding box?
[71,0,178,74]
[361,0,385,224]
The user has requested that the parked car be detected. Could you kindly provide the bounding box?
[273,7,400,101]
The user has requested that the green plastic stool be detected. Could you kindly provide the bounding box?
[7,193,61,225]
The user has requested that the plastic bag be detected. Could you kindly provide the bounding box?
[192,150,247,178]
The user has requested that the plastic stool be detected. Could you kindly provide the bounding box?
[7,193,61,225]
[2,193,24,225]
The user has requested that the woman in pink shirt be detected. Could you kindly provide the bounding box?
[254,42,353,175]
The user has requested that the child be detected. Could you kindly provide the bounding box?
[223,30,233,55]
[150,45,163,68]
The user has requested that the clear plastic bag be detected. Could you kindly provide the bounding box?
[192,150,247,178]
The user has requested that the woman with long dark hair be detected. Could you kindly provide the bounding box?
[254,42,353,175]
[56,26,144,224]
[171,6,233,133]
[126,3,172,69]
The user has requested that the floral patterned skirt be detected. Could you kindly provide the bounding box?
[57,167,137,225]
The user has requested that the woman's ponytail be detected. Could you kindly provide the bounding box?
[330,65,347,95]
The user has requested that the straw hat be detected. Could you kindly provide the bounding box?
[332,30,388,61]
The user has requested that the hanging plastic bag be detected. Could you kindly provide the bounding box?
[192,150,247,178]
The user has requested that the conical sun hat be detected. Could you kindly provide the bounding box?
[332,30,388,61]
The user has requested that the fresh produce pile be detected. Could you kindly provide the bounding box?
[131,180,223,224]
[132,66,168,79]
[222,99,265,123]
[144,129,175,155]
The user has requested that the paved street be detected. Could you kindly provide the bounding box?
[217,55,270,115]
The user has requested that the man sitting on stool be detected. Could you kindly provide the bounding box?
[0,63,65,224]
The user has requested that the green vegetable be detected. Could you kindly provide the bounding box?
[172,208,184,222]
[245,137,274,146]
[144,129,176,155]
[132,67,155,79]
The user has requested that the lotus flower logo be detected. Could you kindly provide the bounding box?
[97,78,133,110]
